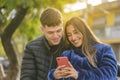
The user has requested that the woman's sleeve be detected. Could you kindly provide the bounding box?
[77,45,118,80]
[48,51,71,80]
[48,69,56,80]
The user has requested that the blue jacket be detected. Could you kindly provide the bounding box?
[48,43,118,80]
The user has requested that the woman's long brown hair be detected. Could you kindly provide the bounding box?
[64,17,102,67]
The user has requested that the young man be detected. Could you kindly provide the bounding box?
[20,8,65,80]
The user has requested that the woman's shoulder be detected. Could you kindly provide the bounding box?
[61,49,75,58]
[94,43,111,49]
[62,49,73,55]
[94,43,114,57]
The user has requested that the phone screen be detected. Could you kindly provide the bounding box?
[56,56,70,67]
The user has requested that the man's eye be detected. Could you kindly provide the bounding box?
[57,29,62,33]
[48,32,53,34]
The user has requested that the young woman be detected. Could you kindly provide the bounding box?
[48,17,118,80]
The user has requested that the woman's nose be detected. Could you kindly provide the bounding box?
[71,34,76,40]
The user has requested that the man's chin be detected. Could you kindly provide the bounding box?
[53,43,59,45]
[52,41,60,45]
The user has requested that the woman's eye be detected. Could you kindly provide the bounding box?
[67,34,71,37]
[73,31,78,34]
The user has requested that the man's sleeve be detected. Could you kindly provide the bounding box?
[20,45,37,80]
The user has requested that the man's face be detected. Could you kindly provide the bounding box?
[41,24,63,46]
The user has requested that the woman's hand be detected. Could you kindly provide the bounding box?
[54,65,68,79]
[62,62,78,79]
[54,62,78,79]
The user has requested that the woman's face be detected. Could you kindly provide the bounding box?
[66,25,83,47]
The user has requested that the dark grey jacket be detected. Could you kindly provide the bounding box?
[20,36,65,80]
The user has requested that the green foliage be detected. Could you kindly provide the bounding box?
[21,0,34,8]
[19,17,41,41]
[0,0,6,8]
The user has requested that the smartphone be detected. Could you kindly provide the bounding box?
[56,56,70,67]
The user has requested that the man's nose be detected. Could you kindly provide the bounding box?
[53,32,58,37]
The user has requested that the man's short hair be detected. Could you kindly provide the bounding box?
[40,7,62,27]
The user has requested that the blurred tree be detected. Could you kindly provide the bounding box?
[0,0,77,80]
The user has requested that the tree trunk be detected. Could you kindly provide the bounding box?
[1,6,28,80]
[0,64,6,80]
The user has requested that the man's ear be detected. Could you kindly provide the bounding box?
[40,26,44,33]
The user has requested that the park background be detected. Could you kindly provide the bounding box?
[0,0,120,80]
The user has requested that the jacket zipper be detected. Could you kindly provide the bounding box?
[45,55,53,80]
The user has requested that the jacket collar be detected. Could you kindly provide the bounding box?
[42,36,51,51]
[72,46,85,57]
[42,36,64,54]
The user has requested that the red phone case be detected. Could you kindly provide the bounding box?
[56,56,70,67]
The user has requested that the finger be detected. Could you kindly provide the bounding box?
[63,67,72,71]
[68,61,73,68]
[57,65,66,69]
[56,71,70,79]
[54,70,66,79]
[64,74,72,78]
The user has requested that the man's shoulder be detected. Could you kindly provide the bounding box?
[26,36,45,48]
[29,36,44,44]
